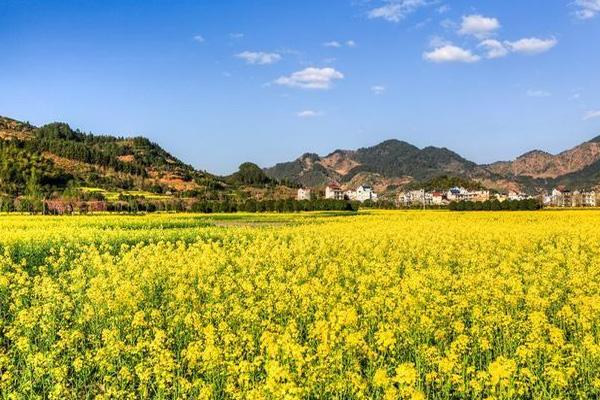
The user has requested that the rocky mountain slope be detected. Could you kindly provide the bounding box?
[265,140,492,188]
[266,136,600,193]
[487,136,600,179]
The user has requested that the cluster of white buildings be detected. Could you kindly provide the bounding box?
[397,186,599,208]
[546,188,597,207]
[398,187,491,207]
[297,183,379,203]
[299,184,599,208]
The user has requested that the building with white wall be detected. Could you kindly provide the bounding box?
[297,188,311,201]
[325,183,344,200]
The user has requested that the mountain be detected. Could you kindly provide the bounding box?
[4,113,600,197]
[265,136,600,193]
[487,136,600,179]
[0,115,219,196]
[265,139,492,190]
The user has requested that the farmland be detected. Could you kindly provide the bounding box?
[1,210,600,399]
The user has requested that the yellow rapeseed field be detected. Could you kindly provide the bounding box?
[2,210,600,399]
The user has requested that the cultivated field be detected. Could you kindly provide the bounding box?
[1,210,600,399]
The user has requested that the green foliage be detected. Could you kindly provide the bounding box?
[0,118,227,195]
[227,162,273,186]
[0,142,72,196]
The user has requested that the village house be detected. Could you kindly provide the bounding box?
[325,183,344,200]
[355,185,378,202]
[432,191,445,205]
[571,190,597,207]
[446,187,490,202]
[507,191,530,201]
[398,189,433,207]
[297,188,311,201]
[551,188,572,207]
[345,185,378,202]
[583,191,597,207]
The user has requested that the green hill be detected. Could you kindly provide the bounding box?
[0,115,219,197]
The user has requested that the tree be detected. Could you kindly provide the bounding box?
[228,162,272,186]
[25,168,43,213]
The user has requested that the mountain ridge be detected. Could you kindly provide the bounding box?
[3,114,600,196]
[265,136,600,193]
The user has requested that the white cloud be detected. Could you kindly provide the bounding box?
[323,40,356,48]
[274,67,344,90]
[296,110,323,118]
[458,14,500,38]
[236,51,282,65]
[323,41,342,48]
[371,85,386,95]
[505,37,557,55]
[423,45,480,63]
[583,110,600,121]
[574,0,600,19]
[193,35,205,43]
[526,89,551,97]
[478,39,509,59]
[229,33,244,39]
[368,0,429,22]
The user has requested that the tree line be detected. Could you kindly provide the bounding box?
[0,196,360,214]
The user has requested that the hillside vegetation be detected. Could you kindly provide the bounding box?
[0,116,218,196]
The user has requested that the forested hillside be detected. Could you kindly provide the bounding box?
[0,116,219,197]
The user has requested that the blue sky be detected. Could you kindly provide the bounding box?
[1,0,599,174]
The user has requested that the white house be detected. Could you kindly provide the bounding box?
[297,188,311,201]
[431,192,446,205]
[354,185,378,202]
[572,190,597,207]
[551,188,571,207]
[447,187,490,202]
[397,189,438,207]
[583,191,597,207]
[508,191,529,201]
[325,183,344,200]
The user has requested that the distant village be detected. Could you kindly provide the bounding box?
[397,187,597,208]
[297,183,378,203]
[298,184,598,208]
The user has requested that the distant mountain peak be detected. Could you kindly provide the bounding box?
[265,138,481,190]
[517,149,553,159]
[299,152,320,161]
